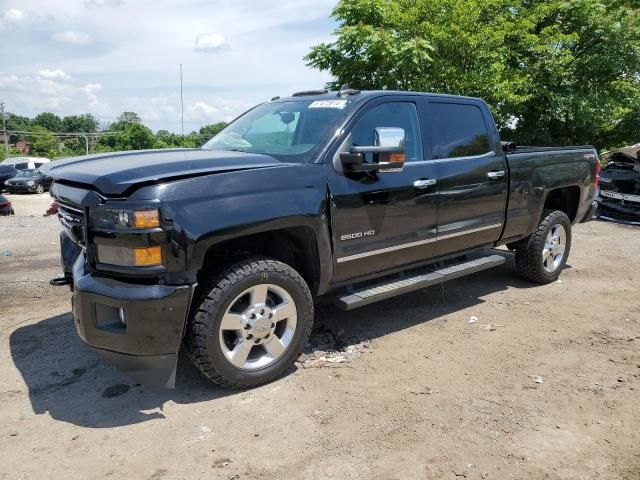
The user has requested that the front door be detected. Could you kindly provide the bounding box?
[327,98,440,283]
[425,100,508,256]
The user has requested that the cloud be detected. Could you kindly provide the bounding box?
[52,30,92,46]
[0,8,25,28]
[81,83,103,94]
[81,83,103,106]
[0,74,27,91]
[38,69,71,81]
[85,0,124,7]
[0,72,106,111]
[187,101,218,120]
[194,33,229,53]
[0,1,335,132]
[185,99,251,123]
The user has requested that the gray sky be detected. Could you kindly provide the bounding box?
[0,0,336,132]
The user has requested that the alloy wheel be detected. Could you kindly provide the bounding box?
[542,224,566,273]
[218,283,297,370]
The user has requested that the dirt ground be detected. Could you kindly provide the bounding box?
[0,192,639,480]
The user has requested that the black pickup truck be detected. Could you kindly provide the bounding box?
[43,89,599,389]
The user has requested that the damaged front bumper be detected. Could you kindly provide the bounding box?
[71,253,195,388]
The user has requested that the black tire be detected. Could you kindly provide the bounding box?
[515,209,572,284]
[186,257,314,389]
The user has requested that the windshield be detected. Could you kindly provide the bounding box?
[15,170,38,178]
[201,99,352,163]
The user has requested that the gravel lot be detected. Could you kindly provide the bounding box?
[1,192,639,480]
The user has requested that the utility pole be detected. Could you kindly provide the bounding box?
[0,101,8,158]
[179,64,184,137]
[81,134,89,155]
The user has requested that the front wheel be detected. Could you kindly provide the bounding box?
[515,209,572,284]
[186,257,314,389]
[36,184,44,194]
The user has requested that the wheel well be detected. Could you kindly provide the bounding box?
[199,227,321,294]
[544,186,581,222]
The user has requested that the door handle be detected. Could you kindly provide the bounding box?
[487,170,505,179]
[413,178,437,189]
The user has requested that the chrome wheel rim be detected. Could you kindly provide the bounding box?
[542,224,566,273]
[218,284,297,370]
[36,185,44,193]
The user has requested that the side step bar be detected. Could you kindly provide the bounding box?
[335,254,505,311]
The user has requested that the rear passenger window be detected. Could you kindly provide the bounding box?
[431,103,492,159]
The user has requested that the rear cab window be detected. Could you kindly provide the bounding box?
[429,103,492,159]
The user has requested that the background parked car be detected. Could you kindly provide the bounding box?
[598,143,640,223]
[0,194,14,215]
[4,169,53,194]
[1,157,51,171]
[0,165,19,191]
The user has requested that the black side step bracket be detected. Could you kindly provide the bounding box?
[334,254,505,311]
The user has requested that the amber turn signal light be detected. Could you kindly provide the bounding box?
[133,210,160,229]
[389,153,405,163]
[133,246,162,266]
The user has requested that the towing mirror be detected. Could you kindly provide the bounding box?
[340,127,406,173]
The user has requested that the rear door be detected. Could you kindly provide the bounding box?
[327,97,439,283]
[425,100,507,256]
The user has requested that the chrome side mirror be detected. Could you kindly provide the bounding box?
[339,127,406,173]
[374,127,405,172]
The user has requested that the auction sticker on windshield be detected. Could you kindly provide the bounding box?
[309,100,348,109]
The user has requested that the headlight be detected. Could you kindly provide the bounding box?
[27,180,35,186]
[97,245,163,267]
[92,207,161,230]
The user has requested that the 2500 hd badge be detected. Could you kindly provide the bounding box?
[341,230,376,241]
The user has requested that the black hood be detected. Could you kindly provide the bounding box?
[40,148,284,195]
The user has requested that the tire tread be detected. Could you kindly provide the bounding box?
[185,257,313,389]
[515,209,571,284]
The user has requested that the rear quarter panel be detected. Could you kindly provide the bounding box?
[502,148,598,241]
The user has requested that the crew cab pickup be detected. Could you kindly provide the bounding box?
[43,89,599,388]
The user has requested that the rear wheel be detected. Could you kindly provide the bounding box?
[515,209,572,284]
[186,257,313,389]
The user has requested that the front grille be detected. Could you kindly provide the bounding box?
[57,201,87,246]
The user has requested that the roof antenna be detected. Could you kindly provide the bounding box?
[338,83,360,97]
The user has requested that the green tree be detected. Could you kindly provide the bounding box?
[62,114,99,133]
[5,113,32,132]
[114,123,155,150]
[199,122,228,140]
[30,127,59,158]
[306,0,640,149]
[106,111,143,132]
[33,112,63,132]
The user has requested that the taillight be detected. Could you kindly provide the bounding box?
[594,161,601,187]
[0,201,10,207]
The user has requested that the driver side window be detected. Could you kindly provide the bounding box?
[351,102,423,162]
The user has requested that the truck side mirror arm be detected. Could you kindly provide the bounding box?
[340,127,407,173]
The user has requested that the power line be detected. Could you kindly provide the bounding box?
[6,129,215,138]
[5,109,204,125]
[7,129,119,137]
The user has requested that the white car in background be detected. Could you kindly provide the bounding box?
[1,156,51,171]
